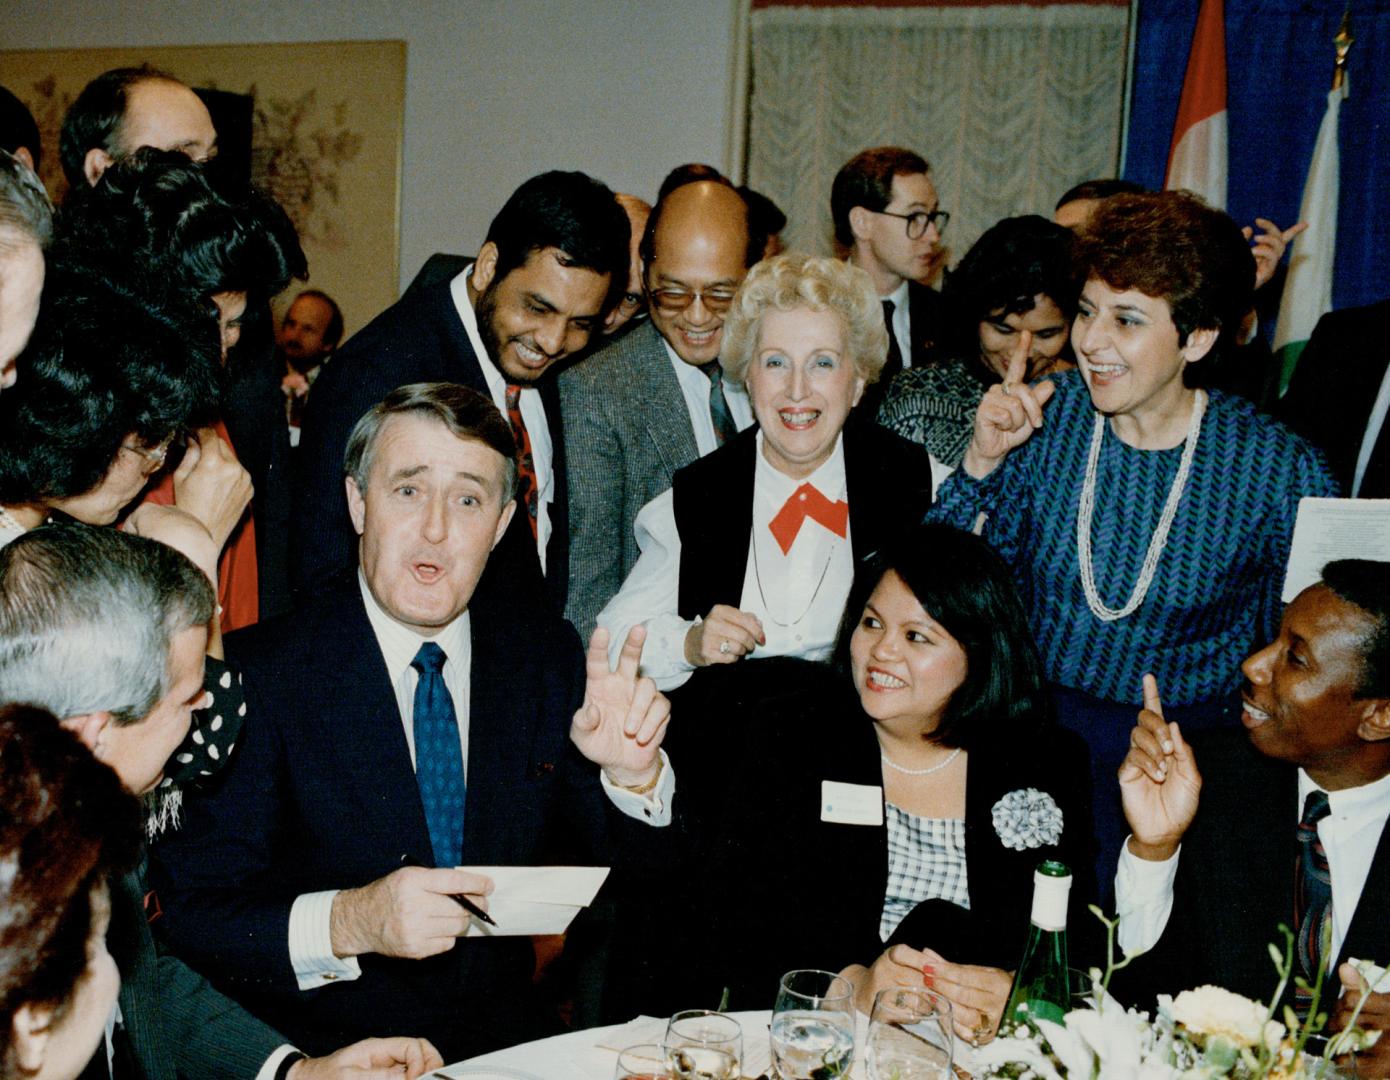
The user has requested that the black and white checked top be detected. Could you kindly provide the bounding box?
[880,803,971,942]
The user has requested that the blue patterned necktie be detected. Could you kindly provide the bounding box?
[411,642,466,867]
[1294,789,1332,1016]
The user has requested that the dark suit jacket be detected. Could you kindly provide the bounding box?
[111,863,284,1079]
[671,417,935,620]
[149,578,666,1061]
[1277,299,1390,498]
[1112,730,1390,1011]
[559,319,704,638]
[696,674,1097,1007]
[291,276,569,612]
[859,280,945,418]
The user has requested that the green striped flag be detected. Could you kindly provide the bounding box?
[1273,82,1345,396]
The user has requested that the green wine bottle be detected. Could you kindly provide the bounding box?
[1002,859,1072,1029]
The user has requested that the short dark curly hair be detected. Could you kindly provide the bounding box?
[1320,560,1390,699]
[940,214,1077,367]
[0,273,220,503]
[1073,191,1254,356]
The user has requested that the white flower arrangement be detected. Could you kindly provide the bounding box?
[975,914,1384,1080]
[992,788,1064,851]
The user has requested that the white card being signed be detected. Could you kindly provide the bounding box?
[821,780,884,826]
[459,866,609,937]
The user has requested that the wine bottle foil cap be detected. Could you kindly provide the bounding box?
[1031,866,1072,931]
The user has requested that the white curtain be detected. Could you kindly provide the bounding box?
[746,4,1130,263]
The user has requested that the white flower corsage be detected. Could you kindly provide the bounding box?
[991,787,1063,851]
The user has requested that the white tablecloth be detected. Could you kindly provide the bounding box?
[438,1007,959,1079]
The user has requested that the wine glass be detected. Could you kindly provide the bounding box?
[615,1042,672,1080]
[664,1010,742,1079]
[770,969,856,1079]
[864,987,953,1080]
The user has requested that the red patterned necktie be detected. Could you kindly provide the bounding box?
[504,384,539,540]
[768,482,848,555]
[1293,789,1332,1017]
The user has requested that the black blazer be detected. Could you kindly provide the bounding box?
[291,276,569,612]
[671,418,935,620]
[1112,729,1390,1011]
[859,281,945,417]
[149,577,664,1061]
[1277,299,1390,498]
[697,679,1097,1007]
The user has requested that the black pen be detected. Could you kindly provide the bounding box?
[399,854,497,927]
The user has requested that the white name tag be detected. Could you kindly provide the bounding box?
[821,780,884,826]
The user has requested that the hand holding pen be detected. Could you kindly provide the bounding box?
[327,858,495,961]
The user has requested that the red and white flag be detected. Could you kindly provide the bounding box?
[1165,0,1228,209]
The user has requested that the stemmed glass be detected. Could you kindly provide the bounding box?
[864,987,954,1080]
[663,1010,742,1079]
[769,969,856,1079]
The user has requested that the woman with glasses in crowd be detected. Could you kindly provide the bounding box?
[929,191,1339,888]
[877,215,1077,468]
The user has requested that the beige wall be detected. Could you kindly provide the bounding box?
[0,0,738,337]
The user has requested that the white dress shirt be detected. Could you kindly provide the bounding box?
[661,339,755,454]
[450,267,554,571]
[289,574,674,989]
[596,432,854,690]
[1116,767,1390,969]
[1352,361,1390,497]
[885,279,913,370]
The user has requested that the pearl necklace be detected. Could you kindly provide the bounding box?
[880,746,961,777]
[1076,390,1206,622]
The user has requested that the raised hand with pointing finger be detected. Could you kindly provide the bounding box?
[570,624,671,790]
[962,346,1057,480]
[1118,674,1203,862]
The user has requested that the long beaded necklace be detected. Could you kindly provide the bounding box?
[1076,390,1206,622]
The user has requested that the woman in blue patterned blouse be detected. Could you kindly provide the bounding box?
[929,191,1339,891]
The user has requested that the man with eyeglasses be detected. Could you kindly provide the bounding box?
[560,180,758,639]
[830,146,949,414]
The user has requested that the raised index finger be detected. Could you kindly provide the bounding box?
[1004,346,1027,387]
[1142,673,1164,719]
[585,625,613,679]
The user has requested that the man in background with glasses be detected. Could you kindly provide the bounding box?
[831,146,949,415]
[560,180,757,641]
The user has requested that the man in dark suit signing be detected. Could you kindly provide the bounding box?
[292,171,630,613]
[153,383,674,1062]
[0,525,440,1080]
[1116,559,1390,1073]
[1278,298,1390,499]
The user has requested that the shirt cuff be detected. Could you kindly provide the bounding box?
[639,616,698,691]
[289,890,362,990]
[1114,836,1181,956]
[601,749,675,826]
[255,1046,303,1080]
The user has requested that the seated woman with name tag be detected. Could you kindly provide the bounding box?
[595,253,939,783]
[695,524,1097,1043]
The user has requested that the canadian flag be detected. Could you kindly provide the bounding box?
[1164,0,1228,209]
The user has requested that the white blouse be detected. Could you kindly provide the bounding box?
[597,432,854,690]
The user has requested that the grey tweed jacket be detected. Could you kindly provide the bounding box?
[559,320,703,639]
